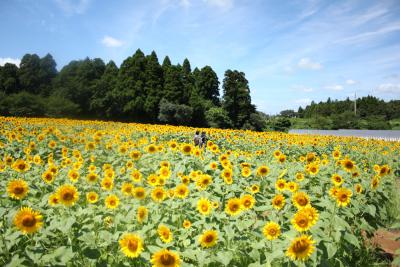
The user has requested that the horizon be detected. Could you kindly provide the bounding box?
[1,0,400,114]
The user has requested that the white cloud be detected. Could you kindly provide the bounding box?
[346,79,357,85]
[325,84,344,91]
[203,0,233,10]
[375,83,400,94]
[180,0,191,8]
[0,57,20,66]
[292,85,314,92]
[336,22,400,44]
[297,58,322,70]
[101,36,124,47]
[55,0,92,15]
[294,98,312,105]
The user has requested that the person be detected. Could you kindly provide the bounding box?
[193,131,201,146]
[200,131,207,149]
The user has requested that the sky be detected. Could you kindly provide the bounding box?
[1,0,400,114]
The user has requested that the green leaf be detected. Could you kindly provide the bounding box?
[6,255,25,267]
[324,242,337,258]
[83,248,101,259]
[216,251,233,266]
[344,233,360,248]
[147,245,161,254]
[366,205,376,217]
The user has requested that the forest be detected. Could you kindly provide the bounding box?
[0,50,269,131]
[1,50,399,131]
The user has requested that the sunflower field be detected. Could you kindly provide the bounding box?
[0,116,399,267]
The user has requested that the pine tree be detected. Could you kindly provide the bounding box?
[222,70,255,128]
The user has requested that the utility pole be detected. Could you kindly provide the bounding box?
[354,92,357,115]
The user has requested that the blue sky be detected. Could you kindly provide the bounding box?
[1,0,400,114]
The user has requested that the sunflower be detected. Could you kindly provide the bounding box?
[105,194,120,209]
[292,210,312,232]
[101,177,114,191]
[41,170,55,184]
[133,187,146,200]
[275,179,286,191]
[181,144,193,155]
[14,207,43,234]
[272,194,286,210]
[209,162,218,170]
[7,179,29,200]
[292,192,310,209]
[199,230,218,248]
[307,163,319,175]
[151,249,180,267]
[68,169,80,183]
[197,198,212,215]
[183,220,191,229]
[335,187,352,207]
[136,206,149,223]
[263,221,281,240]
[273,150,281,158]
[86,191,99,204]
[104,168,115,179]
[129,150,141,161]
[355,184,363,194]
[250,184,260,194]
[331,174,343,186]
[119,233,143,258]
[159,167,171,179]
[286,235,315,261]
[342,158,356,172]
[131,170,143,183]
[241,194,255,210]
[175,184,189,199]
[332,150,341,160]
[57,184,79,206]
[300,206,319,226]
[158,224,173,243]
[12,159,30,173]
[221,168,233,180]
[86,172,98,183]
[148,174,159,186]
[121,183,134,196]
[256,165,270,177]
[48,193,59,206]
[241,167,252,178]
[371,176,380,190]
[146,144,157,154]
[151,187,166,202]
[278,154,286,163]
[379,165,390,177]
[286,181,299,192]
[225,198,242,216]
[329,187,339,198]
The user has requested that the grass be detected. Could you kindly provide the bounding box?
[389,118,400,130]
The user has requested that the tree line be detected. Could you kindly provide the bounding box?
[279,96,400,130]
[0,49,267,130]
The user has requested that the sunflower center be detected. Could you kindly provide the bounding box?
[14,186,25,194]
[63,192,74,201]
[297,197,307,206]
[201,205,208,212]
[22,215,36,227]
[205,234,214,243]
[127,240,138,251]
[293,240,309,253]
[230,203,239,211]
[160,254,175,265]
[339,194,348,202]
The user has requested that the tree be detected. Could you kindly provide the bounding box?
[90,60,119,118]
[143,51,164,121]
[18,54,41,94]
[163,65,186,104]
[205,107,233,129]
[38,53,57,96]
[195,66,220,105]
[117,49,147,120]
[53,57,105,115]
[0,63,19,94]
[222,70,255,128]
[280,109,296,118]
[158,98,193,125]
